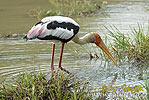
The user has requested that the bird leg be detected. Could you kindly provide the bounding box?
[51,43,55,73]
[58,43,71,74]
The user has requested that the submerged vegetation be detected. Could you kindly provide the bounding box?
[105,24,149,65]
[28,0,102,19]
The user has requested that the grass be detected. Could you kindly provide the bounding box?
[28,0,102,19]
[0,71,98,100]
[140,70,149,99]
[0,71,148,100]
[0,71,94,100]
[105,24,149,65]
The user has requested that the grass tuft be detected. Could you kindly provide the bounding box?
[140,70,149,99]
[105,24,149,65]
[0,71,93,100]
[28,0,102,19]
[0,71,148,99]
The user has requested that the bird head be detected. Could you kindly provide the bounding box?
[93,32,117,66]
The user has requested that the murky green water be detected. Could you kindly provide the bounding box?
[0,0,51,35]
[0,0,148,94]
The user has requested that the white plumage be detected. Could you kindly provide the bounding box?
[38,24,74,40]
[41,16,79,26]
[25,16,80,43]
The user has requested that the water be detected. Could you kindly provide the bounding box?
[0,0,148,95]
[0,0,51,35]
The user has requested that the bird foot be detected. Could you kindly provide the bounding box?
[59,67,71,74]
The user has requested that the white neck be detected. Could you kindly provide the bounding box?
[72,33,95,45]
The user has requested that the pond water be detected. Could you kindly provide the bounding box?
[0,0,148,95]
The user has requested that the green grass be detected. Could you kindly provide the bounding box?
[0,71,93,100]
[140,70,149,99]
[105,24,149,65]
[28,0,102,19]
[0,71,148,100]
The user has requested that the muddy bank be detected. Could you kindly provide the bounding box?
[0,34,25,40]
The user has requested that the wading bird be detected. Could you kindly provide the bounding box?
[24,16,117,74]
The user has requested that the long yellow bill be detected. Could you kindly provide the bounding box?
[97,39,117,66]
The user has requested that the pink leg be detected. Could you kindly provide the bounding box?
[59,43,71,74]
[51,43,55,72]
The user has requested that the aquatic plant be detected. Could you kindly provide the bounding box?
[105,24,149,65]
[28,0,102,19]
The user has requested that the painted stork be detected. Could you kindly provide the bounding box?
[24,16,117,74]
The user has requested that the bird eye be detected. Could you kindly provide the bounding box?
[98,36,101,39]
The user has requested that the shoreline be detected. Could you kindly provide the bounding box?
[0,34,25,40]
